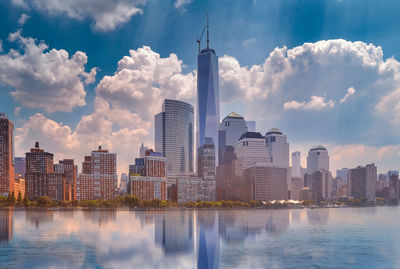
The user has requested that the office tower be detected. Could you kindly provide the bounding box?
[25,142,68,201]
[388,173,399,201]
[76,146,117,200]
[144,150,166,178]
[14,157,25,178]
[197,137,216,201]
[218,112,248,165]
[234,132,268,177]
[348,163,377,202]
[306,170,332,204]
[129,158,145,176]
[155,99,194,176]
[265,128,289,167]
[307,145,329,174]
[336,168,349,182]
[81,156,91,174]
[246,121,256,132]
[245,163,288,201]
[139,142,149,158]
[197,17,220,167]
[54,159,77,200]
[291,151,301,178]
[0,113,15,195]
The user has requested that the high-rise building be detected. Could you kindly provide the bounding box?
[336,168,349,182]
[306,170,332,204]
[291,152,301,178]
[128,176,168,201]
[54,159,77,200]
[0,113,15,195]
[388,173,399,201]
[25,142,69,201]
[245,163,288,201]
[197,137,216,201]
[81,156,91,174]
[14,157,25,178]
[265,128,289,167]
[144,150,166,178]
[234,132,268,177]
[155,99,194,176]
[76,146,117,201]
[140,142,149,158]
[119,173,128,194]
[307,145,329,174]
[348,164,377,202]
[218,112,248,165]
[197,18,220,167]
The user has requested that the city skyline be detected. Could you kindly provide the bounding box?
[2,1,400,175]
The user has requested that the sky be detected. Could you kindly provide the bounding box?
[1,0,400,175]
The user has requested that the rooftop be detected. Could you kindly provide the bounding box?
[238,132,264,141]
[266,128,283,136]
[222,111,244,121]
[310,145,327,151]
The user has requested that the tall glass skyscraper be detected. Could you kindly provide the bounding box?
[155,99,194,176]
[197,18,220,168]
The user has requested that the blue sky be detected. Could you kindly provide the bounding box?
[1,0,400,174]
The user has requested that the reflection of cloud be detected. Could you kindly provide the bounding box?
[306,209,330,225]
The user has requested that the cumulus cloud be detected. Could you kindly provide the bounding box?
[283,95,335,110]
[12,0,146,31]
[339,86,356,103]
[14,46,194,174]
[174,0,193,10]
[0,31,96,112]
[96,46,196,121]
[18,13,30,25]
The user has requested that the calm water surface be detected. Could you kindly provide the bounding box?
[0,207,399,268]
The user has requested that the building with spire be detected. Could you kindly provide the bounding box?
[197,15,220,169]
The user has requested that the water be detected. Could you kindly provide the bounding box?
[0,207,399,269]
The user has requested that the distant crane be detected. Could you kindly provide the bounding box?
[196,13,209,53]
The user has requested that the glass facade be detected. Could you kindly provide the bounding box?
[197,48,220,168]
[155,99,194,176]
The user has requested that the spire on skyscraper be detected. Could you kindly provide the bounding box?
[206,12,209,49]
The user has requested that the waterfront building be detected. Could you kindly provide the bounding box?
[76,146,118,201]
[14,175,25,198]
[244,163,288,202]
[218,112,248,165]
[336,168,349,182]
[144,150,166,178]
[128,176,167,201]
[155,99,194,176]
[299,187,313,201]
[233,132,268,177]
[307,145,329,174]
[348,164,377,202]
[176,176,216,203]
[265,128,289,167]
[14,157,25,178]
[291,152,301,178]
[291,177,304,200]
[197,19,220,167]
[0,113,15,195]
[306,170,332,204]
[54,159,77,200]
[388,173,399,201]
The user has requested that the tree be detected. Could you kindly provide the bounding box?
[17,191,22,202]
[23,192,29,207]
[7,192,16,206]
[37,196,53,207]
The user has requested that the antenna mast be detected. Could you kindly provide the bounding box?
[206,13,209,49]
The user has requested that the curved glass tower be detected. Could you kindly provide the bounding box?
[197,18,220,168]
[155,99,194,176]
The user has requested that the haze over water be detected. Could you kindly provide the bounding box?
[0,207,399,268]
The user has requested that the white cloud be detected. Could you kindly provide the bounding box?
[14,106,21,116]
[283,95,335,110]
[14,46,194,174]
[0,40,2,53]
[174,0,193,10]
[339,86,356,103]
[0,31,96,112]
[18,13,30,26]
[12,0,146,31]
[242,38,256,47]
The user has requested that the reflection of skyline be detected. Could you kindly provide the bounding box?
[307,209,330,225]
[154,211,194,255]
[0,209,13,242]
[197,211,220,269]
[25,210,54,229]
[82,210,116,226]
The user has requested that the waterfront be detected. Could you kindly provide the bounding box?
[0,207,399,268]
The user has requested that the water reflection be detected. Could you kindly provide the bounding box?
[25,210,54,229]
[0,209,13,242]
[0,208,398,268]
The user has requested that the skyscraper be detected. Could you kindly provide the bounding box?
[218,112,248,165]
[348,163,377,202]
[265,128,289,168]
[291,151,301,178]
[336,168,349,182]
[0,113,15,195]
[155,99,194,176]
[197,17,220,167]
[307,145,329,174]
